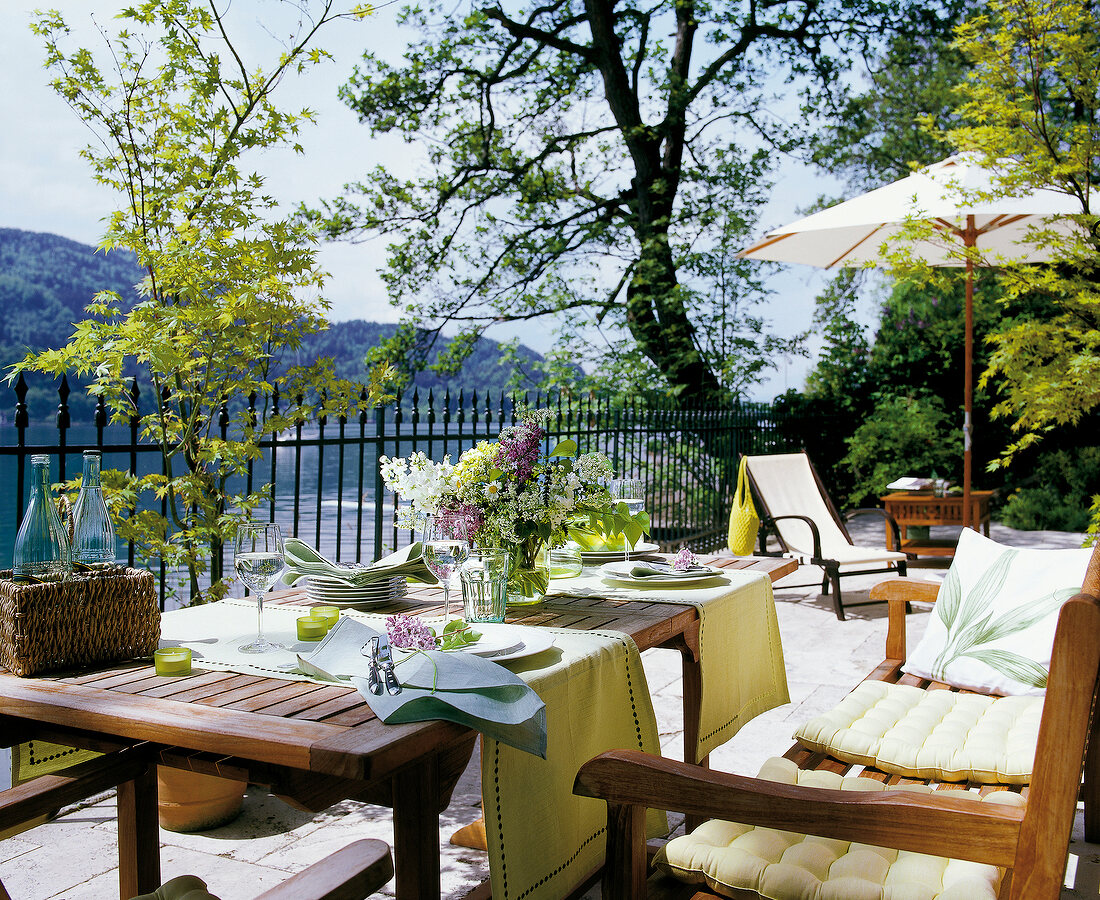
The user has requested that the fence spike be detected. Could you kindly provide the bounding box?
[14,373,28,430]
[56,374,71,431]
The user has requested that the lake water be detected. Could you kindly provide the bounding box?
[0,423,417,587]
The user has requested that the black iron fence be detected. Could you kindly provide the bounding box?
[0,375,845,607]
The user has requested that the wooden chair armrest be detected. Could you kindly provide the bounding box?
[869,578,941,660]
[575,749,1022,867]
[0,746,152,826]
[257,839,394,900]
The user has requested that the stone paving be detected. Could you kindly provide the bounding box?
[1,521,1095,899]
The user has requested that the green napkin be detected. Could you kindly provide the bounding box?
[299,617,547,758]
[282,538,438,586]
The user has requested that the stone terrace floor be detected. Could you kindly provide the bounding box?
[1,520,1096,898]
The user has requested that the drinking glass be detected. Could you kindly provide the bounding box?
[234,522,286,653]
[423,513,472,622]
[460,548,510,622]
[611,477,645,561]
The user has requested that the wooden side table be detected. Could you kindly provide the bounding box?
[880,490,993,562]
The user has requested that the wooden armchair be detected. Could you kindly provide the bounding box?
[575,549,1100,900]
[0,745,393,900]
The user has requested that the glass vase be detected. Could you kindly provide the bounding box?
[507,537,549,607]
[72,451,116,570]
[13,455,72,583]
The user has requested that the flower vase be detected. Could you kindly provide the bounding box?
[507,538,549,607]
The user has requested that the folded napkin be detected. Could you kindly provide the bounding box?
[299,617,547,757]
[282,539,437,587]
[628,561,713,578]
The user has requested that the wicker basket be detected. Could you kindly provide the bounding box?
[0,566,160,676]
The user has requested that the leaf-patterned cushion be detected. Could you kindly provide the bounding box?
[794,680,1041,782]
[903,529,1092,695]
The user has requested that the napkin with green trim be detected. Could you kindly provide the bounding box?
[298,617,547,757]
[282,538,438,587]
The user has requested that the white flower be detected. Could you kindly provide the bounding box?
[484,481,504,502]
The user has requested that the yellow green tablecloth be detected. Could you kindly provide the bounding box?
[548,565,790,761]
[482,628,666,900]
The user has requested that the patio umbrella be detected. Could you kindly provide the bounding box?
[740,153,1082,526]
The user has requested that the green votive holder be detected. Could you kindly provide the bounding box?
[310,606,340,629]
[297,616,329,641]
[154,647,192,677]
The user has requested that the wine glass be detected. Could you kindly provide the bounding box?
[234,522,286,653]
[611,477,645,561]
[423,512,472,623]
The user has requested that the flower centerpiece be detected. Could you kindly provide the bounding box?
[379,410,648,605]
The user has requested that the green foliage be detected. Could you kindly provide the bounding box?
[312,0,939,405]
[1000,447,1100,532]
[943,0,1100,538]
[14,1,383,604]
[842,395,962,505]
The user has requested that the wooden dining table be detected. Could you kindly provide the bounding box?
[0,554,795,900]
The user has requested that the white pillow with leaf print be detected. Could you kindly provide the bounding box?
[903,529,1092,696]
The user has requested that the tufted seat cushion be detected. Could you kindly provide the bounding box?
[654,757,1023,900]
[793,681,1041,784]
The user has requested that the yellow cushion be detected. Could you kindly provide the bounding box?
[654,757,1023,900]
[794,681,1040,783]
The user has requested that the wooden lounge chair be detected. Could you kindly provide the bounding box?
[743,451,907,619]
[575,544,1100,900]
[0,745,394,900]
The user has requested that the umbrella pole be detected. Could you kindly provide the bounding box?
[963,218,976,529]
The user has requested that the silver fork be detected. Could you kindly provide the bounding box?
[363,636,383,695]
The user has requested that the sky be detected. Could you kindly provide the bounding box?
[0,1,844,400]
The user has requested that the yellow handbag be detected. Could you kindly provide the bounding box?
[727,457,760,556]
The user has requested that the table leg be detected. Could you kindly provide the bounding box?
[668,622,709,831]
[392,756,441,900]
[116,763,160,899]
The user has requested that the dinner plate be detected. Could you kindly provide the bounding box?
[598,561,724,585]
[578,541,660,564]
[394,623,556,664]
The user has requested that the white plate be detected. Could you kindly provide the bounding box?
[578,541,660,563]
[310,591,407,609]
[598,561,724,585]
[395,623,556,664]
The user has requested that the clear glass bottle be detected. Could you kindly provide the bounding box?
[12,455,72,583]
[72,451,116,570]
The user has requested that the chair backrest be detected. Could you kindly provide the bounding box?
[743,452,852,558]
[1011,574,1100,899]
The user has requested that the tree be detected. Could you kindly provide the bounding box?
[944,0,1100,536]
[15,0,387,604]
[312,0,934,405]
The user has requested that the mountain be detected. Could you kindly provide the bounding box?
[0,228,560,422]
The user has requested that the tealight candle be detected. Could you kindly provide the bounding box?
[310,606,340,629]
[297,615,329,641]
[154,647,192,677]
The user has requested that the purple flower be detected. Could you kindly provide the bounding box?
[671,548,698,571]
[498,421,544,485]
[386,614,435,651]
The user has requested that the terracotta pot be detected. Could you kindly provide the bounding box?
[156,766,246,833]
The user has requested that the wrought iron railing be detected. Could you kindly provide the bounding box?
[0,375,844,607]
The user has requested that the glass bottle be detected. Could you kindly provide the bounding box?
[72,451,116,570]
[12,455,72,583]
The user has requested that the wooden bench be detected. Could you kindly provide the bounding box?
[575,545,1100,900]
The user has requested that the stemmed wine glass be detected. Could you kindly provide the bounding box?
[611,477,645,561]
[234,522,286,653]
[423,512,472,623]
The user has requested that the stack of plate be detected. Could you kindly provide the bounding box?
[577,540,661,565]
[304,575,407,608]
